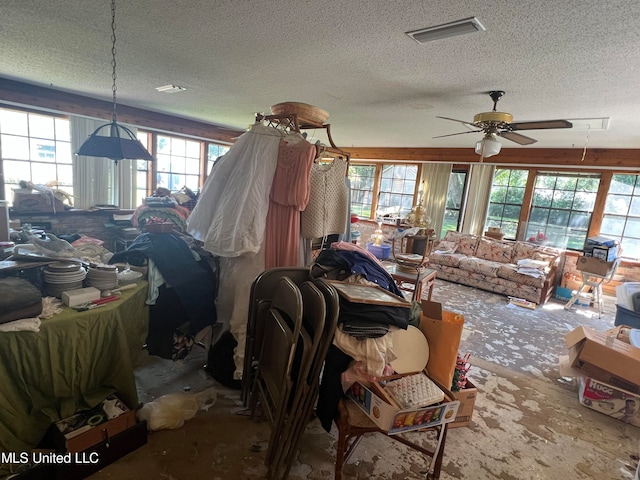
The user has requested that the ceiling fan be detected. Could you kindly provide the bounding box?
[435,90,573,158]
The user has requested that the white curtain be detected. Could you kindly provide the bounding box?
[117,159,137,209]
[71,116,138,209]
[420,163,452,239]
[461,163,496,236]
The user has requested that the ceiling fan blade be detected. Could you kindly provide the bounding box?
[499,131,537,145]
[436,116,478,128]
[509,119,573,131]
[433,130,482,139]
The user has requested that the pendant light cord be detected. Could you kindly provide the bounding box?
[110,0,118,123]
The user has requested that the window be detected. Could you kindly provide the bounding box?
[348,163,420,220]
[601,174,640,260]
[442,170,468,237]
[377,164,418,217]
[486,169,529,240]
[0,107,72,203]
[528,172,600,250]
[135,131,151,206]
[349,164,376,218]
[155,134,201,192]
[207,143,230,177]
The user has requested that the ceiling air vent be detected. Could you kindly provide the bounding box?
[407,17,486,44]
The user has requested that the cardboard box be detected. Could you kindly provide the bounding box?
[576,256,614,276]
[29,421,147,480]
[591,245,618,262]
[554,286,590,307]
[61,287,101,307]
[346,377,459,435]
[448,379,477,428]
[48,394,137,453]
[565,326,640,390]
[12,192,65,213]
[584,235,617,248]
[577,376,640,428]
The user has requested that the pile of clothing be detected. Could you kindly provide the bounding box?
[310,242,422,431]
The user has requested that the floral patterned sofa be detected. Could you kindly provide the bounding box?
[427,231,562,304]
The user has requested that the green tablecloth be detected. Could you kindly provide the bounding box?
[0,281,149,452]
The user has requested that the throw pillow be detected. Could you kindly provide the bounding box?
[434,240,458,254]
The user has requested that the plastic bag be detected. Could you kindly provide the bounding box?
[136,387,217,431]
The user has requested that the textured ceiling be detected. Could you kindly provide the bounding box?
[1,0,640,151]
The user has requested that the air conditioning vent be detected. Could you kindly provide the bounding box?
[406,17,486,44]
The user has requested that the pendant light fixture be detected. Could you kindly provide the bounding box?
[76,0,154,165]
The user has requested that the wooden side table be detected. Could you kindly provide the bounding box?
[382,261,437,302]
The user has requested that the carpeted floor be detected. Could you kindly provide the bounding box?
[89,280,639,480]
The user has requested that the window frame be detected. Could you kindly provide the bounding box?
[442,169,468,238]
[348,161,422,222]
[486,168,530,240]
[0,106,72,203]
[600,173,640,260]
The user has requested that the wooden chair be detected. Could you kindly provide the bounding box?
[392,233,434,268]
[386,232,437,301]
[334,374,455,480]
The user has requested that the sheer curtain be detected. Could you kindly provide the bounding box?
[420,163,452,239]
[461,163,495,236]
[71,116,138,209]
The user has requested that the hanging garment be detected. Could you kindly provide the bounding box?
[301,157,349,239]
[187,124,282,257]
[264,135,315,269]
[215,252,267,380]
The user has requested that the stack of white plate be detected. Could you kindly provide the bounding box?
[44,262,86,298]
[86,264,118,291]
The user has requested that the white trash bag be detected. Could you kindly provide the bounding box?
[136,387,217,431]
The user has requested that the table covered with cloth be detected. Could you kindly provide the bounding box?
[0,281,149,452]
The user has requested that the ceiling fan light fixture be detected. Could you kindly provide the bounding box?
[406,17,486,44]
[76,0,154,166]
[475,134,502,158]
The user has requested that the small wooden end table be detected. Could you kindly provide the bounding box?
[382,261,437,302]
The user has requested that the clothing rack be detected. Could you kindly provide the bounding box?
[255,113,349,155]
[254,112,350,170]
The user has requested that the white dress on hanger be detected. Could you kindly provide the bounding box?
[187,124,282,257]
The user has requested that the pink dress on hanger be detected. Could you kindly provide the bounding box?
[264,135,315,268]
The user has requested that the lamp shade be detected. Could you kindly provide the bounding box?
[76,121,154,164]
[475,135,502,158]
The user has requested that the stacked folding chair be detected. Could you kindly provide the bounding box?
[242,267,311,407]
[247,271,340,479]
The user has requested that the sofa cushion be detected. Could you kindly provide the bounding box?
[429,252,465,268]
[442,231,479,256]
[497,264,546,288]
[475,237,514,263]
[458,257,502,278]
